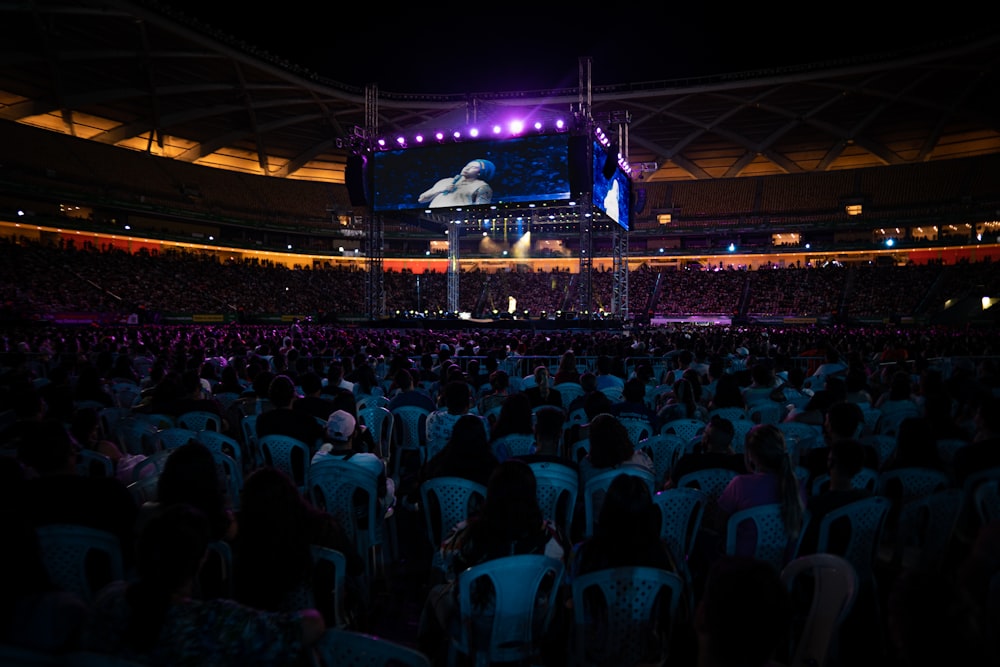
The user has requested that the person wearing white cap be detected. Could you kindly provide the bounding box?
[727,346,751,375]
[312,410,395,512]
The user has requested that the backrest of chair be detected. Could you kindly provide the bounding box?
[420,476,488,553]
[640,434,687,488]
[876,467,952,505]
[115,415,159,456]
[583,466,657,539]
[111,382,142,409]
[660,418,706,442]
[315,628,431,667]
[98,407,131,442]
[599,385,624,403]
[210,450,243,511]
[176,410,221,432]
[392,406,429,450]
[780,553,858,667]
[861,434,897,468]
[309,457,382,558]
[708,407,749,423]
[618,416,654,447]
[811,468,878,497]
[130,448,172,483]
[894,487,964,571]
[35,524,124,604]
[675,467,739,502]
[975,478,1000,526]
[935,437,970,465]
[359,406,393,455]
[860,407,882,436]
[777,422,823,452]
[240,414,259,468]
[155,427,200,451]
[528,460,579,539]
[652,487,708,570]
[493,433,535,459]
[356,394,389,411]
[570,565,684,667]
[569,438,590,464]
[724,503,793,571]
[553,382,584,410]
[198,539,233,600]
[815,496,891,584]
[455,554,564,663]
[258,434,311,493]
[730,418,756,454]
[197,430,244,470]
[876,403,920,437]
[749,402,786,425]
[127,474,160,505]
[309,545,348,629]
[75,448,113,478]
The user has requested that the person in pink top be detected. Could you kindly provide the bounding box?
[715,423,806,560]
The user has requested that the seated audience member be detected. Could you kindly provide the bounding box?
[17,419,139,570]
[887,567,991,667]
[578,413,655,488]
[566,371,599,415]
[476,369,513,420]
[795,438,872,556]
[254,374,324,452]
[417,460,565,661]
[523,365,563,410]
[564,390,614,450]
[715,424,805,561]
[387,368,436,414]
[611,377,659,434]
[425,380,479,448]
[567,470,681,666]
[952,394,1000,487]
[293,371,336,423]
[233,466,366,629]
[148,441,237,544]
[489,392,536,462]
[571,471,678,578]
[695,555,792,667]
[419,413,499,491]
[312,409,394,514]
[81,503,326,666]
[517,405,576,468]
[0,509,88,653]
[160,369,229,429]
[666,415,747,490]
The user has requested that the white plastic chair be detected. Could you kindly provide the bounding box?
[451,554,564,667]
[780,553,858,667]
[570,565,685,667]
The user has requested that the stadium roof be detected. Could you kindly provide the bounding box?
[1,1,998,186]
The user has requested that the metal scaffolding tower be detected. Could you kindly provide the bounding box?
[610,121,630,320]
[361,84,385,320]
[447,221,460,313]
[576,57,594,316]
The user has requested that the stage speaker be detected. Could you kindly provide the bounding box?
[567,135,590,195]
[345,154,369,207]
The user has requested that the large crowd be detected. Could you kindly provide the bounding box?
[2,231,1000,666]
[2,237,999,322]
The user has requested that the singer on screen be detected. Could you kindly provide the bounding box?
[418,159,495,208]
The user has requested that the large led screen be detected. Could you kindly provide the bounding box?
[371,134,572,212]
[592,140,630,231]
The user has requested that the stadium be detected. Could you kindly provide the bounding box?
[2,3,1000,667]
